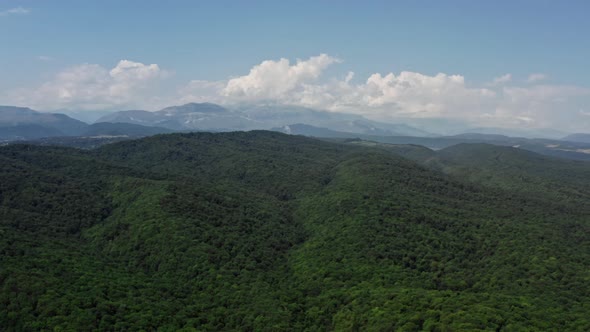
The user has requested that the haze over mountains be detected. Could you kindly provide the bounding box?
[2,103,590,161]
[94,103,434,136]
[1,103,433,139]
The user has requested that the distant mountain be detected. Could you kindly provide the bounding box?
[461,126,569,139]
[0,106,184,142]
[97,103,262,131]
[95,110,164,126]
[0,124,64,140]
[159,102,227,115]
[392,117,571,139]
[62,110,116,123]
[0,106,88,137]
[98,103,433,136]
[277,123,590,161]
[388,117,471,136]
[83,122,175,137]
[563,133,590,143]
[450,133,515,141]
[2,123,175,149]
[238,104,433,136]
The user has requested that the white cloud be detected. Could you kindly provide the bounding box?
[489,73,512,86]
[184,55,495,120]
[3,54,590,131]
[222,54,341,100]
[178,55,590,130]
[503,84,588,102]
[3,60,167,110]
[0,7,29,16]
[351,71,495,117]
[527,73,547,83]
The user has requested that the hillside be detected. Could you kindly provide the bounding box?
[344,140,590,205]
[1,132,589,331]
[432,144,590,206]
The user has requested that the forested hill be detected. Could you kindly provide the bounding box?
[355,140,590,208]
[1,131,589,331]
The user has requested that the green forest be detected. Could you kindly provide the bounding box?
[1,131,589,331]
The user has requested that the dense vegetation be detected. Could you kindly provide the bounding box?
[1,131,589,331]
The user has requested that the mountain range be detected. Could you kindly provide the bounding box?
[95,103,435,136]
[2,104,590,160]
[0,106,173,141]
[0,103,433,141]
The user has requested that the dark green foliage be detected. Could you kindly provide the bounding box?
[1,131,589,331]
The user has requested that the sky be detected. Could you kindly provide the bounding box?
[1,0,589,131]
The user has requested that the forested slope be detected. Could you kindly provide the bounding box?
[1,132,589,331]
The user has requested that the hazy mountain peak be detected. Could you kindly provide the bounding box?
[0,105,39,119]
[0,105,88,138]
[158,102,228,115]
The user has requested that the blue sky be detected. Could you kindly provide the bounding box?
[1,1,589,130]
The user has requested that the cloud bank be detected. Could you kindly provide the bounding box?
[2,54,589,131]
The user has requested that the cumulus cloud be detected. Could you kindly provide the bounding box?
[181,55,495,120]
[0,7,29,16]
[527,73,547,83]
[222,54,341,100]
[353,72,494,116]
[177,54,590,130]
[4,60,167,110]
